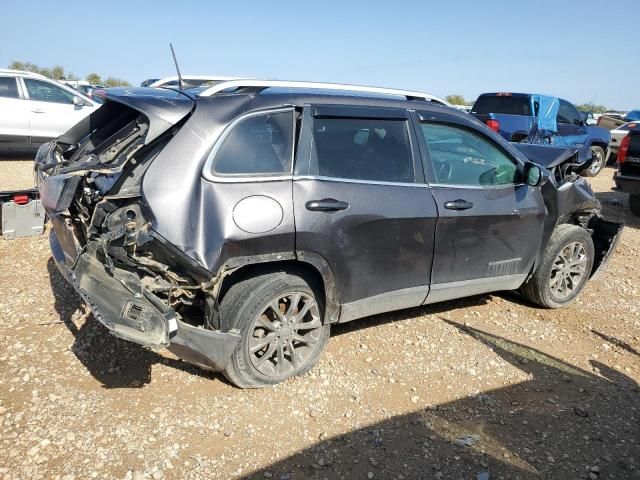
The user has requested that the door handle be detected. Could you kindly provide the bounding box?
[444,199,474,210]
[31,109,46,114]
[305,198,349,212]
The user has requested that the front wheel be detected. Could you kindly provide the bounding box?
[581,146,605,177]
[520,224,595,308]
[220,272,330,388]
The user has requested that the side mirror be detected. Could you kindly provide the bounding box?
[524,163,543,187]
[72,95,86,107]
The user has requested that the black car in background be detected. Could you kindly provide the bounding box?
[35,80,622,388]
[614,122,640,215]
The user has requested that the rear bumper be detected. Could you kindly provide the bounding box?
[614,172,640,195]
[50,229,240,371]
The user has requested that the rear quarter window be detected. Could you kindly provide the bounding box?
[208,109,294,177]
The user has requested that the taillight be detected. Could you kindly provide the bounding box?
[618,134,631,163]
[486,119,500,132]
[13,194,29,205]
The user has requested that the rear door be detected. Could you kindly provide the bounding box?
[293,105,438,322]
[0,76,29,142]
[21,78,95,141]
[415,110,546,303]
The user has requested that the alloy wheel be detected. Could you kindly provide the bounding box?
[248,292,322,377]
[589,149,603,175]
[549,241,588,299]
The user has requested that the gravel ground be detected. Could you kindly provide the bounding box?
[0,158,638,480]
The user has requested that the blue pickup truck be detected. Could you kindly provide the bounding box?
[471,93,611,176]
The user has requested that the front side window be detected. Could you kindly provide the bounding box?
[421,123,517,186]
[0,77,19,99]
[24,79,75,104]
[310,117,414,183]
[557,99,580,125]
[210,110,294,176]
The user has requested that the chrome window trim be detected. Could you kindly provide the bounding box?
[202,107,296,183]
[293,175,429,188]
[428,182,525,190]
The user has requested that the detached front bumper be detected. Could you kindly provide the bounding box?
[50,228,241,371]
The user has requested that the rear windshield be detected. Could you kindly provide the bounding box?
[472,95,532,116]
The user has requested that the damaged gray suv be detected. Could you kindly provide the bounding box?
[36,80,622,388]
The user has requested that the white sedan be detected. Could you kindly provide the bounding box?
[610,121,638,157]
[0,69,100,146]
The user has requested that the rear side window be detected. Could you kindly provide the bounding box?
[24,79,75,104]
[209,110,294,176]
[472,95,532,116]
[310,117,414,183]
[0,77,19,98]
[421,123,517,186]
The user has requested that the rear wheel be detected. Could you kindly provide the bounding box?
[520,224,594,308]
[220,272,329,388]
[630,195,640,216]
[581,146,605,177]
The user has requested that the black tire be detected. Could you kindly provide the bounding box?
[630,195,640,216]
[520,224,595,309]
[581,146,605,177]
[220,272,329,388]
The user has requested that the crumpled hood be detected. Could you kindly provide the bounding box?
[512,143,582,169]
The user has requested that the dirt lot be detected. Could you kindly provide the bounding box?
[0,158,638,480]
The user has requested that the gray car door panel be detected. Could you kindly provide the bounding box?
[293,105,438,322]
[414,113,546,297]
[428,184,545,285]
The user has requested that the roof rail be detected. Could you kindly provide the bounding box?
[198,80,450,105]
[149,75,245,88]
[0,69,48,79]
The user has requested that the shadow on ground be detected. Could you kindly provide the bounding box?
[0,146,39,160]
[47,258,219,388]
[245,320,640,479]
[597,190,640,230]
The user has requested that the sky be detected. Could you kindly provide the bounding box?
[2,0,639,109]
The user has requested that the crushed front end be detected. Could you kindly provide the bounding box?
[36,88,240,371]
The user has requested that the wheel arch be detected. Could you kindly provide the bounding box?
[217,255,340,324]
[589,140,608,153]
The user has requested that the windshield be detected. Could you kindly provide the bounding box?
[472,95,532,116]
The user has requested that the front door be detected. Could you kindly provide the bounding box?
[293,105,438,322]
[555,99,589,147]
[22,78,93,141]
[415,113,546,303]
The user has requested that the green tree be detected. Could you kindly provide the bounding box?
[9,61,25,71]
[85,73,102,85]
[445,94,466,105]
[103,77,131,87]
[576,103,607,114]
[51,65,65,79]
[8,61,130,86]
